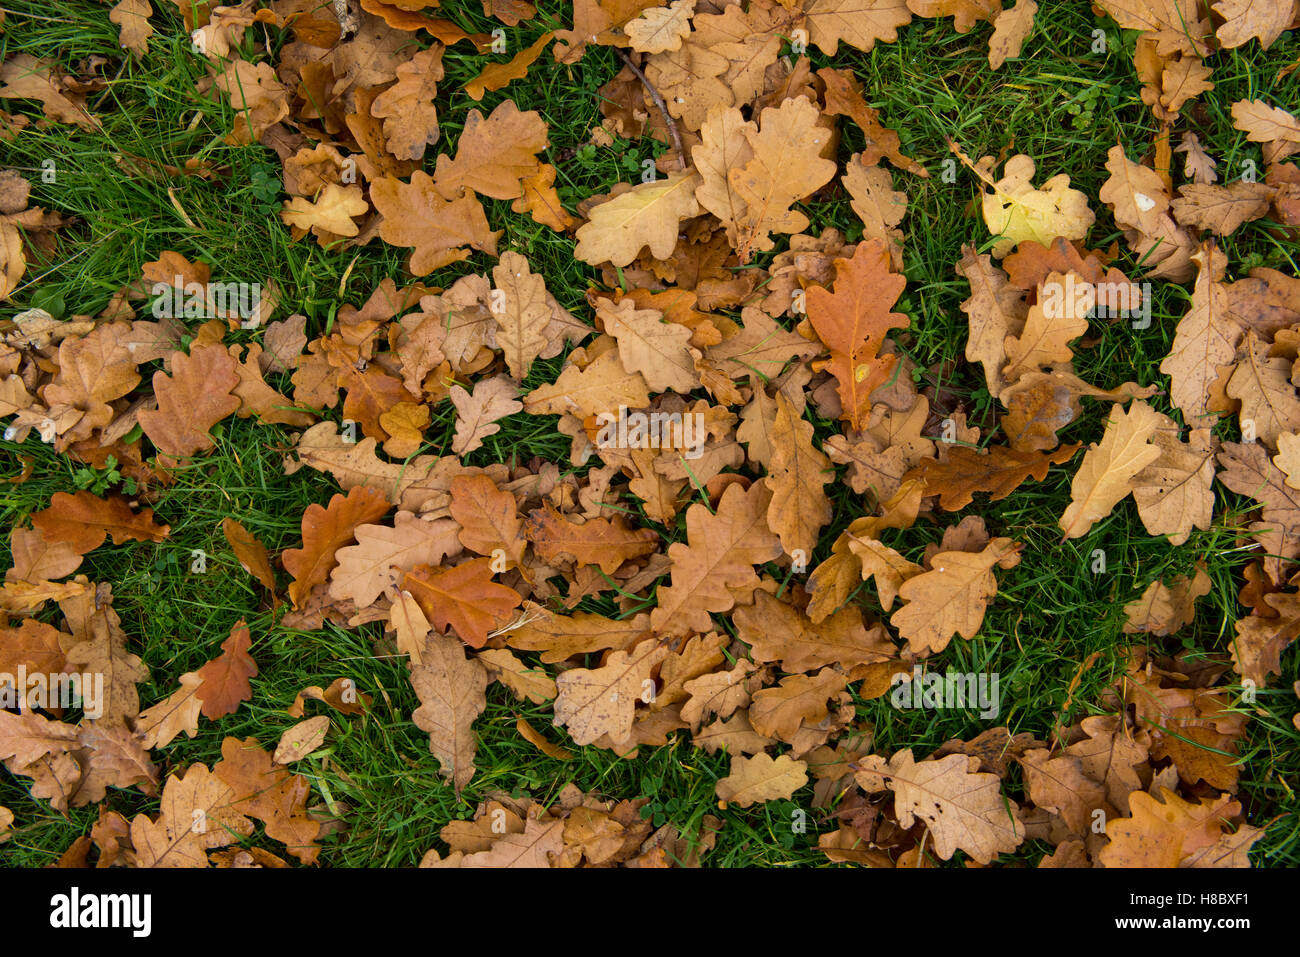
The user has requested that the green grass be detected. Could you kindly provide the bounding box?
[1,0,1299,867]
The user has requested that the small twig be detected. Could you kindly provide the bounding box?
[614,48,685,172]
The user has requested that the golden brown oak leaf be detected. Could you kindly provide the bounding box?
[409,631,489,793]
[433,99,549,201]
[516,716,573,759]
[130,763,252,868]
[817,67,926,175]
[735,590,893,671]
[1059,400,1165,540]
[552,637,668,746]
[807,480,924,618]
[329,511,461,608]
[194,621,258,720]
[692,106,758,244]
[1130,415,1216,546]
[450,376,522,456]
[1231,98,1300,148]
[282,486,392,609]
[138,342,241,466]
[287,676,372,718]
[460,811,564,867]
[280,184,369,240]
[728,98,837,263]
[625,0,694,53]
[765,391,832,557]
[650,481,783,638]
[749,668,848,742]
[1276,431,1300,489]
[715,753,808,807]
[952,146,1095,258]
[137,671,204,750]
[1097,788,1257,867]
[273,716,329,765]
[1098,145,1197,280]
[1176,131,1219,184]
[1226,331,1300,449]
[214,736,321,864]
[1123,566,1212,635]
[465,31,553,100]
[801,0,913,54]
[598,298,699,394]
[855,749,1025,863]
[0,710,80,767]
[1137,47,1214,123]
[511,162,578,231]
[29,491,169,556]
[907,0,1000,31]
[221,518,275,590]
[987,0,1036,68]
[1213,0,1296,50]
[1017,747,1103,835]
[43,322,141,442]
[491,250,550,380]
[573,169,703,267]
[110,0,154,56]
[905,443,1079,510]
[846,534,922,612]
[1216,440,1300,582]
[505,603,649,663]
[449,473,525,569]
[369,45,444,160]
[523,504,659,575]
[58,584,148,722]
[479,648,556,704]
[1231,592,1300,686]
[1000,271,1091,388]
[1093,0,1212,56]
[956,244,1027,397]
[525,349,650,419]
[0,619,66,680]
[372,171,500,275]
[806,239,909,431]
[1158,244,1243,428]
[1171,181,1275,236]
[402,557,523,648]
[1099,144,1171,237]
[890,537,1021,656]
[0,55,100,130]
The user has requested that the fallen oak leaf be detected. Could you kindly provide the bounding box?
[194,621,258,720]
[273,716,329,765]
[552,637,668,746]
[951,144,1095,258]
[372,171,501,275]
[221,518,275,590]
[465,31,553,100]
[1059,400,1164,540]
[891,537,1021,656]
[138,342,241,468]
[905,443,1080,510]
[30,491,169,556]
[574,168,703,268]
[282,486,392,609]
[450,376,522,456]
[523,504,659,575]
[855,748,1025,864]
[806,239,910,431]
[403,557,523,648]
[715,752,808,807]
[369,44,445,161]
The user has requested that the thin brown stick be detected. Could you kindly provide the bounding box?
[614,48,685,172]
